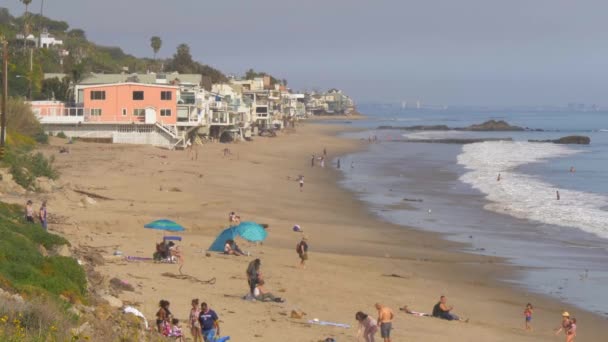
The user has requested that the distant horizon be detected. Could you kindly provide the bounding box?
[3,1,608,107]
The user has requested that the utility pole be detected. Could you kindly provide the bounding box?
[1,38,8,158]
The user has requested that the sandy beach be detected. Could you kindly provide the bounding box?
[11,123,607,341]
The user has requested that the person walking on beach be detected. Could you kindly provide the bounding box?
[337,158,341,169]
[556,190,561,200]
[555,312,574,341]
[299,175,304,192]
[355,311,378,342]
[524,303,533,330]
[198,302,220,342]
[39,201,48,230]
[375,303,394,342]
[323,147,327,157]
[25,200,34,223]
[311,154,316,167]
[246,258,262,296]
[320,156,325,168]
[497,173,501,182]
[188,299,202,342]
[296,237,309,269]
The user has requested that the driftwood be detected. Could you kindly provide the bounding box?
[161,272,216,285]
[382,273,410,279]
[73,189,113,200]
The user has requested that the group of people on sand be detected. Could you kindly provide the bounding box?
[24,199,48,230]
[355,297,469,342]
[354,299,578,342]
[156,299,226,342]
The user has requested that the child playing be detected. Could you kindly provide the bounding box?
[567,317,577,342]
[524,303,533,330]
[169,318,184,341]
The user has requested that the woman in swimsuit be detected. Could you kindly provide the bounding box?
[355,311,378,342]
[156,299,172,334]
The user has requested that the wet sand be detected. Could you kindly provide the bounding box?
[14,123,607,341]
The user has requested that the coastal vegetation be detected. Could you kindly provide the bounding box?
[0,201,85,341]
[1,99,57,190]
[0,6,285,101]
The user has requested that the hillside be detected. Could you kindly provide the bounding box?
[0,7,230,101]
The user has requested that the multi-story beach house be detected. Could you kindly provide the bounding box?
[32,72,255,148]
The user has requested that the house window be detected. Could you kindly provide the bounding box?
[90,108,102,116]
[132,91,144,100]
[90,91,106,100]
[133,108,145,116]
[122,108,127,116]
[161,91,172,100]
[160,109,172,117]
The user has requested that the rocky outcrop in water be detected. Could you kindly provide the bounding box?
[378,120,525,131]
[464,120,524,131]
[390,138,513,144]
[529,135,590,145]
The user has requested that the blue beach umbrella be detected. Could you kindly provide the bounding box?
[208,227,238,252]
[144,219,185,232]
[234,221,267,242]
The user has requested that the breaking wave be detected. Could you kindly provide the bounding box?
[457,141,608,239]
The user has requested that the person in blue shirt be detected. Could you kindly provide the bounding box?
[198,302,220,342]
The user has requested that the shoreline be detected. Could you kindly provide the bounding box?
[12,123,607,340]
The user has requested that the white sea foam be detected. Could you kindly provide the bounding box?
[403,131,471,140]
[457,141,608,239]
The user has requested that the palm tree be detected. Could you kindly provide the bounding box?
[21,0,33,49]
[150,36,162,60]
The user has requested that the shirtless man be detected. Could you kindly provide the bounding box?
[375,303,394,342]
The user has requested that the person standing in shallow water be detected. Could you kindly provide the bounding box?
[337,159,341,169]
[556,190,560,200]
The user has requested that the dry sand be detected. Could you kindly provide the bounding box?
[10,123,607,341]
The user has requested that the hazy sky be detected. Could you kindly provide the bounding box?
[3,0,608,106]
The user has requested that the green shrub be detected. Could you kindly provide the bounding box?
[2,147,59,190]
[56,131,67,139]
[34,131,49,144]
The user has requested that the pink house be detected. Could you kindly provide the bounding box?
[79,83,178,124]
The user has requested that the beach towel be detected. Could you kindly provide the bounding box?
[308,320,350,328]
[125,256,153,262]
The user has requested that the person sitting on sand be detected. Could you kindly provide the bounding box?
[432,296,467,322]
[224,239,245,256]
[254,279,285,302]
[355,311,378,342]
[156,299,172,334]
[375,303,394,342]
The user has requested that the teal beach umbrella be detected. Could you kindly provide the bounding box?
[144,219,185,232]
[234,221,267,242]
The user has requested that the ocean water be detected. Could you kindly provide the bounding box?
[333,105,608,316]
